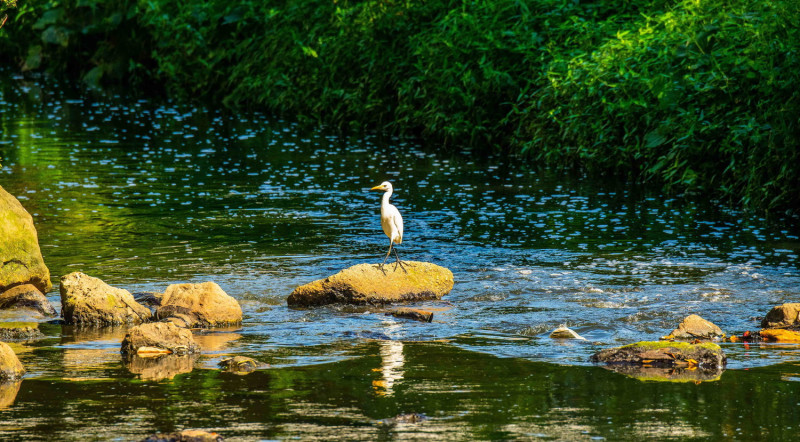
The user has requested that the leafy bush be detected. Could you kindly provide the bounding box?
[0,0,797,215]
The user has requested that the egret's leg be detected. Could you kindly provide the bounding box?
[392,246,408,273]
[381,241,393,269]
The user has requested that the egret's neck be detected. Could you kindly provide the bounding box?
[381,189,393,206]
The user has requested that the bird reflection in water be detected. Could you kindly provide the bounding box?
[372,340,405,397]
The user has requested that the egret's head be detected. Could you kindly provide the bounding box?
[370,181,393,192]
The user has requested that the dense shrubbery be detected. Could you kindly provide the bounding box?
[1,0,798,215]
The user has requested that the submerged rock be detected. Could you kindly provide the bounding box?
[0,342,25,380]
[124,354,197,381]
[661,314,724,341]
[120,322,200,356]
[549,325,586,340]
[591,341,726,369]
[288,261,454,307]
[0,284,56,317]
[760,303,800,329]
[60,272,151,325]
[388,308,433,323]
[141,429,223,442]
[218,356,263,375]
[0,186,52,295]
[0,322,44,341]
[156,282,242,327]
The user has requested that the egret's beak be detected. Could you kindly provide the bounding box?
[370,185,383,191]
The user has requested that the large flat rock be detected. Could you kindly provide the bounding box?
[287,261,453,307]
[591,341,726,370]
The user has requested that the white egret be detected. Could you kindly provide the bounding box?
[370,181,407,273]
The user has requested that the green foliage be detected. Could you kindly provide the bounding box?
[1,0,798,215]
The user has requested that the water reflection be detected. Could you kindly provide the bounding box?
[123,354,197,381]
[373,340,405,397]
[0,381,21,409]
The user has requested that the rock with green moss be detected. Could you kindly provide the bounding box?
[288,262,453,307]
[60,272,151,325]
[0,322,43,341]
[590,341,726,369]
[0,186,51,295]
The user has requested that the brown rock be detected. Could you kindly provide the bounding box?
[60,272,151,325]
[0,284,56,316]
[760,303,800,329]
[288,261,454,307]
[120,322,200,356]
[760,328,800,343]
[0,186,51,294]
[157,282,242,327]
[388,308,433,322]
[591,341,726,369]
[218,356,262,374]
[0,342,25,380]
[661,314,724,341]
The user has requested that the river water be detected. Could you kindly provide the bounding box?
[1,74,799,440]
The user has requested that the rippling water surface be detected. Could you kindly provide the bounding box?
[1,74,799,440]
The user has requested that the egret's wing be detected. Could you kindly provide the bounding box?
[391,206,404,244]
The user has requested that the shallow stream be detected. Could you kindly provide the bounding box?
[1,74,799,440]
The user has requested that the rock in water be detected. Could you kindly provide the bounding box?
[0,284,56,317]
[591,341,726,369]
[0,186,52,294]
[388,308,434,323]
[661,314,724,341]
[761,303,800,329]
[760,329,800,343]
[0,342,25,380]
[288,261,454,307]
[156,282,242,327]
[0,322,44,341]
[120,322,200,356]
[60,272,151,325]
[218,356,262,375]
[549,325,586,340]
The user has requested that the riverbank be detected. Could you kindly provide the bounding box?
[1,0,798,216]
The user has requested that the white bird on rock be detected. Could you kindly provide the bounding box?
[370,181,407,273]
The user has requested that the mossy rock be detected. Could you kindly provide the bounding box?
[0,186,51,294]
[0,322,44,341]
[60,272,151,325]
[288,261,453,307]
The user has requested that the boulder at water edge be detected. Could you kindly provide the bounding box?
[591,341,726,369]
[0,283,56,317]
[0,322,44,341]
[121,322,200,356]
[0,186,51,294]
[661,314,724,341]
[155,282,242,327]
[0,342,25,380]
[287,261,454,307]
[60,272,152,325]
[760,303,800,329]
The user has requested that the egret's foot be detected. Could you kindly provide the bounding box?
[394,259,408,274]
